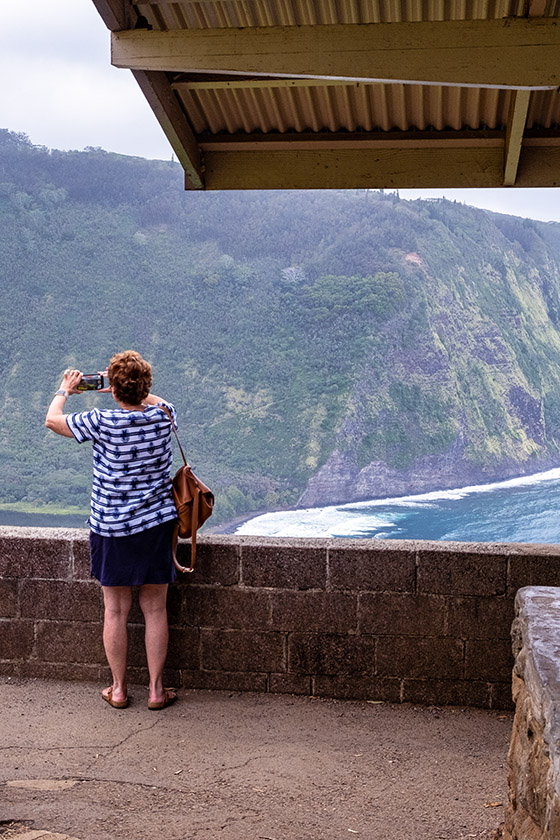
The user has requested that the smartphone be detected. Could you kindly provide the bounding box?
[77,374,105,391]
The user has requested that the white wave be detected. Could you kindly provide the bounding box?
[236,465,560,538]
[347,465,560,509]
[236,507,395,538]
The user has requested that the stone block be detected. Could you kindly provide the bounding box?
[489,682,514,710]
[200,628,285,673]
[114,665,149,686]
[446,595,514,640]
[19,661,101,682]
[417,547,507,596]
[269,673,312,695]
[123,587,183,626]
[167,627,200,670]
[359,592,446,636]
[72,537,92,580]
[127,592,144,625]
[102,666,181,690]
[126,624,148,667]
[0,580,18,617]
[20,580,101,622]
[464,639,514,682]
[506,554,533,597]
[0,535,72,579]
[241,543,327,590]
[163,667,182,689]
[180,669,268,693]
[178,540,240,586]
[508,550,560,597]
[183,587,271,630]
[328,545,416,592]
[401,678,491,708]
[313,674,401,702]
[377,636,464,680]
[35,621,104,663]
[116,666,181,691]
[288,633,376,676]
[0,619,34,659]
[166,585,184,627]
[271,591,357,633]
[0,661,20,676]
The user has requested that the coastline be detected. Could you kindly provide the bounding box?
[210,462,560,538]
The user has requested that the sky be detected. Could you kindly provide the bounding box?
[1,0,559,225]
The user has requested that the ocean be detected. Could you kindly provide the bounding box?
[236,467,560,543]
[0,510,89,529]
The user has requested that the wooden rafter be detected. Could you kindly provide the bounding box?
[112,18,560,90]
[503,89,531,186]
[132,70,204,189]
[91,0,205,188]
[527,0,548,14]
[90,0,131,31]
[197,130,506,151]
[172,78,387,92]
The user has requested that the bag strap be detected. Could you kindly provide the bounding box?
[160,403,188,467]
[171,521,196,575]
[160,404,197,575]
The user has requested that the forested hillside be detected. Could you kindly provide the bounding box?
[2,129,560,523]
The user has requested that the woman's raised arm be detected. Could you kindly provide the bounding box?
[45,369,83,437]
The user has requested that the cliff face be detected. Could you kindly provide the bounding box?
[299,210,560,505]
[299,439,560,507]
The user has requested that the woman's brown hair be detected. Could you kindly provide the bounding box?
[108,350,152,406]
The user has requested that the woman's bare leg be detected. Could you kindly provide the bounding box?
[102,586,132,703]
[139,583,171,705]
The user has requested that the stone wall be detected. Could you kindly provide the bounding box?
[2,527,560,708]
[504,587,560,839]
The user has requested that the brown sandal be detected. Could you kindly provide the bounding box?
[102,686,129,709]
[148,689,177,710]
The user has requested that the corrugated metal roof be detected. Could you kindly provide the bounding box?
[135,0,540,30]
[92,0,560,188]
[174,81,520,136]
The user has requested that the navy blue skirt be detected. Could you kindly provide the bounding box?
[89,520,177,587]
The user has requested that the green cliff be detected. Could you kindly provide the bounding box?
[2,130,560,521]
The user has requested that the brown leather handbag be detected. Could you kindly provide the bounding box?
[161,405,214,574]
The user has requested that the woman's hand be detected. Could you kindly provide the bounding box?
[60,368,83,395]
[98,369,112,393]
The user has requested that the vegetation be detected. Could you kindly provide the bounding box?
[2,130,560,522]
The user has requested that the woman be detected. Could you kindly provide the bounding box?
[45,350,178,711]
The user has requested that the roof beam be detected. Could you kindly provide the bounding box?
[503,89,531,186]
[198,130,506,151]
[172,78,381,92]
[90,0,131,31]
[132,70,205,189]
[516,146,560,187]
[202,146,506,190]
[528,0,548,14]
[112,18,560,90]
[91,1,204,188]
[200,144,560,190]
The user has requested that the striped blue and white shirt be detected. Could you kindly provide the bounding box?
[66,403,178,537]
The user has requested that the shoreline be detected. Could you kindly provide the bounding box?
[210,461,560,536]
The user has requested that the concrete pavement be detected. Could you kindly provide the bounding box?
[0,678,510,840]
